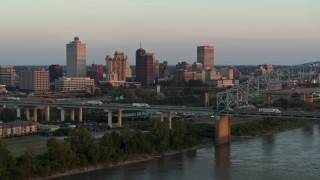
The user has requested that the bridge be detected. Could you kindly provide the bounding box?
[215,61,320,145]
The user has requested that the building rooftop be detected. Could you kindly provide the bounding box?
[1,121,36,128]
[136,48,146,56]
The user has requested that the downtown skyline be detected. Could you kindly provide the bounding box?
[0,0,319,66]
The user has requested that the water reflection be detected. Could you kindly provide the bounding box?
[215,143,230,180]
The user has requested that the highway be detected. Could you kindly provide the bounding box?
[0,99,213,114]
[1,99,320,119]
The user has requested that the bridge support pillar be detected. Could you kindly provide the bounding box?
[159,112,164,122]
[104,110,113,128]
[60,108,65,121]
[46,106,50,121]
[26,108,30,120]
[78,107,82,122]
[108,111,112,128]
[215,115,231,145]
[204,91,209,107]
[70,109,75,121]
[117,109,123,127]
[33,107,38,122]
[266,93,272,104]
[167,112,172,129]
[16,107,21,118]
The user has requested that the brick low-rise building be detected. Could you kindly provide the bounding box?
[0,121,37,137]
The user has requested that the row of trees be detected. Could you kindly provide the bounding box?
[271,97,319,111]
[0,120,215,179]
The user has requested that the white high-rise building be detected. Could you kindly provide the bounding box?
[66,37,86,77]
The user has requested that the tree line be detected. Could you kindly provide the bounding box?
[0,120,214,179]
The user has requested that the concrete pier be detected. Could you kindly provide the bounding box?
[117,109,123,127]
[215,115,231,145]
[78,107,82,122]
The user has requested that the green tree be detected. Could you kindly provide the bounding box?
[0,138,16,179]
[99,131,121,162]
[120,125,137,156]
[134,131,152,154]
[0,108,16,122]
[68,129,100,164]
[272,98,289,110]
[150,120,171,152]
[19,147,40,178]
[46,138,77,170]
[170,120,187,149]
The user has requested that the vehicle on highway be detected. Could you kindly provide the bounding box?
[7,97,20,101]
[237,104,256,110]
[258,108,281,113]
[132,103,150,107]
[86,101,103,105]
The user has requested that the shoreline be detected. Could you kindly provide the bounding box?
[41,144,211,180]
[41,122,320,180]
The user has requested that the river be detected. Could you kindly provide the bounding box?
[53,125,320,180]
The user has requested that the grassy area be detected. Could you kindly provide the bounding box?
[231,118,320,137]
[5,135,47,157]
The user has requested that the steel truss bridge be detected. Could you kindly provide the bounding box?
[217,61,320,113]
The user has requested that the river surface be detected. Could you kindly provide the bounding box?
[54,125,320,180]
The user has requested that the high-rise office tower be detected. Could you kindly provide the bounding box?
[0,66,16,87]
[136,48,154,86]
[197,45,214,69]
[66,37,86,77]
[105,51,132,85]
[20,68,49,92]
[49,64,63,82]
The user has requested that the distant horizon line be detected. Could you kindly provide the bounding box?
[2,64,290,67]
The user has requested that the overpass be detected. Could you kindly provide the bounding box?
[0,99,214,129]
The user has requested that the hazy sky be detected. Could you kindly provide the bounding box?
[0,0,319,66]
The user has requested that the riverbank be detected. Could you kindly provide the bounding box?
[41,144,212,180]
[41,118,320,180]
[231,118,320,140]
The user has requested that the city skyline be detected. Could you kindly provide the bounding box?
[0,0,319,66]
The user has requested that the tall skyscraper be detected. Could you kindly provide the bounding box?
[49,64,63,82]
[197,45,214,69]
[136,48,154,86]
[66,37,86,77]
[105,51,132,86]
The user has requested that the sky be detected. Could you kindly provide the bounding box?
[0,0,319,66]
